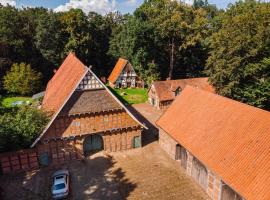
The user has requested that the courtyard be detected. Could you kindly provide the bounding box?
[0,103,209,200]
[0,143,209,200]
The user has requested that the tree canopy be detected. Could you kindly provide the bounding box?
[206,0,270,109]
[109,0,210,83]
[3,62,42,95]
[1,0,270,111]
[0,106,50,152]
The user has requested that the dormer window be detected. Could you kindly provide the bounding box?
[175,87,181,96]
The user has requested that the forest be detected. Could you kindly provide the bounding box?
[1,0,270,109]
[0,0,270,151]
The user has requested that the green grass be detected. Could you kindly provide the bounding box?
[0,96,33,108]
[109,87,148,105]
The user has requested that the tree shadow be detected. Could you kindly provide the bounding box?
[67,154,137,200]
[0,153,137,200]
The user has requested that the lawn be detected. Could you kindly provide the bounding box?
[0,96,33,107]
[109,88,148,105]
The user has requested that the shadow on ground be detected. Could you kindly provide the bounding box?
[70,155,136,200]
[126,105,159,146]
[0,154,137,200]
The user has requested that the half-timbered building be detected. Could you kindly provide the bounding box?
[148,77,214,109]
[31,53,146,165]
[156,86,270,200]
[108,58,144,88]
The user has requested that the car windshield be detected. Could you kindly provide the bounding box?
[53,183,65,190]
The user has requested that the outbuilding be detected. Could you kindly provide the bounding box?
[156,86,270,200]
[148,77,214,109]
[31,53,146,165]
[108,58,144,88]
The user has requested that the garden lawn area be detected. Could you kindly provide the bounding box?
[0,96,33,108]
[110,88,148,105]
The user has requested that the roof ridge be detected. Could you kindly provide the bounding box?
[184,85,270,115]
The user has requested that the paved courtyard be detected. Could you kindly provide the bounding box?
[0,103,209,200]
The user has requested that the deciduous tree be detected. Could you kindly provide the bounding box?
[3,63,42,95]
[0,106,50,152]
[206,0,270,109]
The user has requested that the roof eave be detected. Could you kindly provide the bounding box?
[31,66,88,148]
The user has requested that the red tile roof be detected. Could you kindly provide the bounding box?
[42,53,87,113]
[32,54,147,147]
[151,78,215,102]
[108,58,128,84]
[156,86,270,200]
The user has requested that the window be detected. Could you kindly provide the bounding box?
[104,115,109,122]
[72,121,80,126]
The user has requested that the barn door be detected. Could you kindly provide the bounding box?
[175,145,187,170]
[180,147,187,170]
[83,134,103,156]
[221,183,243,200]
[191,158,208,190]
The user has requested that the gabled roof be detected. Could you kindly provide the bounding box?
[156,86,270,200]
[108,58,128,84]
[31,54,146,147]
[42,52,88,113]
[150,77,215,102]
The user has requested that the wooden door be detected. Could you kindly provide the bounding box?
[191,158,208,190]
[83,134,103,156]
[221,183,243,200]
[133,136,141,148]
[180,147,187,170]
[175,145,187,170]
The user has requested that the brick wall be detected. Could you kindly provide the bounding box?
[0,128,141,174]
[42,110,138,141]
[102,128,141,152]
[37,127,142,165]
[0,149,39,174]
[37,138,83,166]
[159,129,177,159]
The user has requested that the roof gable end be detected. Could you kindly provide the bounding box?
[108,58,128,83]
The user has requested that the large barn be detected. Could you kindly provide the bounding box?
[148,77,214,109]
[108,58,144,88]
[31,53,146,165]
[156,86,270,200]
